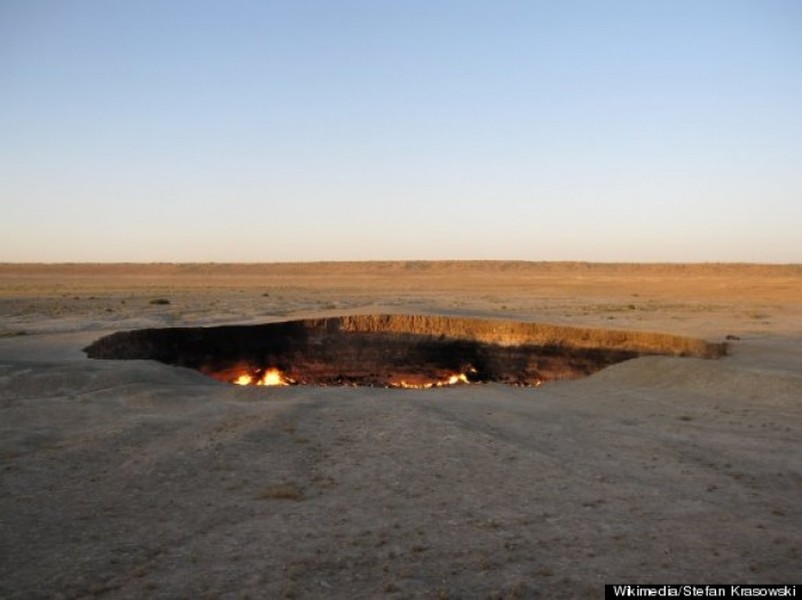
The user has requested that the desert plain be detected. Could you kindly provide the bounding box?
[1,261,800,599]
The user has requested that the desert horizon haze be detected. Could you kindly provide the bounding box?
[2,1,801,263]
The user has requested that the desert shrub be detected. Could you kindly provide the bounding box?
[255,483,304,501]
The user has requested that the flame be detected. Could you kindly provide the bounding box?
[390,381,434,389]
[390,371,473,389]
[259,368,290,386]
[226,367,481,389]
[445,373,469,385]
[230,368,293,386]
[233,373,254,386]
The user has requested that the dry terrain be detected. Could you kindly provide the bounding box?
[1,262,801,598]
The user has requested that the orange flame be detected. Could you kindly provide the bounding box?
[259,368,290,386]
[444,373,470,385]
[231,368,292,386]
[389,371,473,389]
[233,373,254,385]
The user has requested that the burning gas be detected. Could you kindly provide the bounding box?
[389,371,473,389]
[231,368,293,386]
[205,364,483,389]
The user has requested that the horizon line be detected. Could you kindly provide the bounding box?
[2,259,801,267]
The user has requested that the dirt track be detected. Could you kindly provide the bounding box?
[1,262,800,598]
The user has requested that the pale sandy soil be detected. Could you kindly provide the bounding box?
[1,262,800,598]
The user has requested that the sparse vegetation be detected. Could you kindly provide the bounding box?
[0,330,27,338]
[255,483,304,501]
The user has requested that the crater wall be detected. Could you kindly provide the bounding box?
[84,314,726,387]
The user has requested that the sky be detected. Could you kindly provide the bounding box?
[1,0,801,263]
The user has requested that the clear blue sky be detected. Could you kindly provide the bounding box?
[2,0,800,262]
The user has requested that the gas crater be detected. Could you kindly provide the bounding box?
[83,314,726,388]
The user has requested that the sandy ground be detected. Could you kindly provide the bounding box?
[1,262,800,599]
